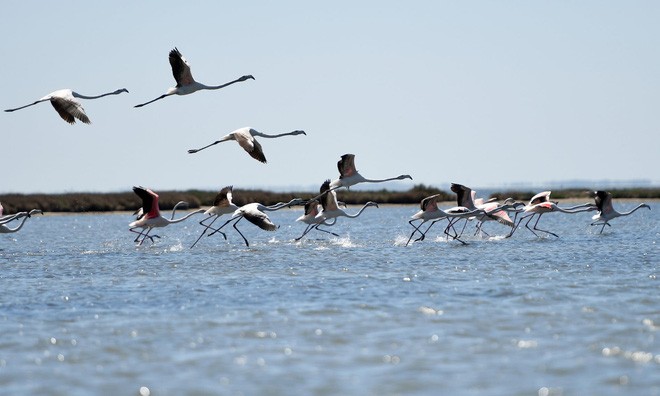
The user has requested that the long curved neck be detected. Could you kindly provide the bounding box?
[168,209,204,224]
[74,90,124,100]
[621,204,649,216]
[0,216,28,233]
[345,203,375,218]
[265,199,300,211]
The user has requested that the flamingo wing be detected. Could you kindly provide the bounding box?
[318,180,339,211]
[594,191,614,215]
[242,210,277,231]
[169,47,195,87]
[304,199,320,216]
[420,194,440,212]
[213,186,234,207]
[337,154,357,178]
[234,131,267,163]
[50,97,90,124]
[133,186,160,218]
[529,191,551,206]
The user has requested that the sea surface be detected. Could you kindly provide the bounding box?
[1,203,658,395]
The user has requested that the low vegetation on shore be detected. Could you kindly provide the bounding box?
[1,185,657,214]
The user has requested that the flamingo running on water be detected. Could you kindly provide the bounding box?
[5,88,128,124]
[188,127,306,163]
[129,186,204,245]
[190,186,239,248]
[208,198,304,247]
[590,191,650,234]
[134,47,254,108]
[507,191,595,238]
[294,199,339,241]
[316,179,379,226]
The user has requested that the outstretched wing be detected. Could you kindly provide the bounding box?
[213,186,234,207]
[51,97,90,124]
[133,186,159,218]
[243,210,277,231]
[169,47,195,87]
[337,154,357,178]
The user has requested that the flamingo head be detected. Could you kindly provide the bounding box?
[239,75,255,81]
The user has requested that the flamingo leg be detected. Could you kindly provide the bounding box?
[414,220,441,243]
[231,217,250,247]
[474,220,490,237]
[444,218,468,245]
[508,213,532,238]
[530,214,558,238]
[130,227,159,245]
[315,224,339,237]
[406,219,426,245]
[295,224,316,241]
[191,215,227,249]
[296,224,340,241]
[208,217,237,237]
[453,218,469,239]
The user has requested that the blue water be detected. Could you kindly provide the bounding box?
[1,203,658,395]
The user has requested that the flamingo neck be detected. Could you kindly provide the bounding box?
[168,209,205,223]
[0,216,29,233]
[621,204,650,216]
[252,131,302,139]
[345,203,375,218]
[73,90,125,100]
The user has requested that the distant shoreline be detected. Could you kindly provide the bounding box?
[1,185,658,214]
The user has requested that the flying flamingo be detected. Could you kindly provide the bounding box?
[187,127,306,163]
[0,209,43,233]
[134,47,254,108]
[208,198,304,247]
[294,199,339,241]
[329,154,412,190]
[316,179,379,225]
[508,191,595,238]
[4,88,128,124]
[129,186,204,245]
[590,191,651,234]
[190,186,239,248]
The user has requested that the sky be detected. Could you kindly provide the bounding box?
[1,1,658,194]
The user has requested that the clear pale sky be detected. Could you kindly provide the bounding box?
[2,1,658,194]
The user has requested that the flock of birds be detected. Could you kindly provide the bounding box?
[2,48,652,244]
[126,179,649,247]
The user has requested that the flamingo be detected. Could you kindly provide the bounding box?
[590,191,650,234]
[329,154,412,190]
[316,179,379,225]
[187,127,306,163]
[5,88,128,124]
[294,199,339,241]
[129,186,204,245]
[190,186,239,248]
[134,47,254,108]
[208,198,304,247]
[0,209,43,234]
[508,191,595,238]
[405,194,481,246]
[472,197,522,236]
